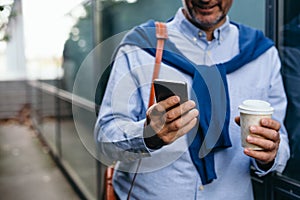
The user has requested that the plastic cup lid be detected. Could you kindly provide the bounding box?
[238,99,274,115]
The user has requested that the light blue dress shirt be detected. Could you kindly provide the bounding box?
[95,8,290,200]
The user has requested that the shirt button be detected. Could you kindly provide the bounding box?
[193,37,197,42]
[199,185,204,191]
[198,32,203,37]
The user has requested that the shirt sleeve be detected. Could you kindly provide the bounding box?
[94,45,153,164]
[252,47,290,176]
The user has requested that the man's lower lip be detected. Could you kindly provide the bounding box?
[194,3,217,11]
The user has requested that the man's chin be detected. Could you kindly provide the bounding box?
[193,18,218,29]
[192,14,224,29]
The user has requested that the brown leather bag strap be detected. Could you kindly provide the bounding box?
[105,166,116,200]
[148,22,168,108]
[125,22,168,200]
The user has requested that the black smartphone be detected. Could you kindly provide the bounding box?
[153,79,188,104]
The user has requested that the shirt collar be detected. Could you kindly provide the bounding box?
[172,8,231,44]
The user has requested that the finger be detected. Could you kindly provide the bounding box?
[246,135,277,151]
[165,109,199,132]
[149,103,166,117]
[249,126,280,142]
[165,100,196,123]
[235,116,240,126]
[147,105,166,132]
[158,96,181,112]
[160,118,198,144]
[174,118,198,138]
[260,118,281,132]
[146,97,182,133]
[149,117,166,133]
[244,148,276,164]
[148,96,180,117]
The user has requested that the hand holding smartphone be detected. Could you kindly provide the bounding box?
[144,79,197,149]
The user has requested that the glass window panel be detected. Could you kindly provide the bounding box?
[60,1,94,93]
[60,103,97,199]
[41,91,57,154]
[229,0,265,32]
[100,0,181,40]
[279,0,300,182]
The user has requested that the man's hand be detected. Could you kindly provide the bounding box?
[235,116,281,168]
[144,96,199,149]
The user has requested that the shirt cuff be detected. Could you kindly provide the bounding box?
[111,119,151,156]
[252,158,276,176]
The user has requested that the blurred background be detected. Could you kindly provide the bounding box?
[0,0,299,199]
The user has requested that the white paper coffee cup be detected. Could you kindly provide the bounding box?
[238,100,274,150]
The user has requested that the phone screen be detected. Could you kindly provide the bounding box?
[153,79,188,104]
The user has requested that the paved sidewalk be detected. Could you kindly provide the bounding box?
[0,121,81,200]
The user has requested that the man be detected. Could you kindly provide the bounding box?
[95,0,290,199]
